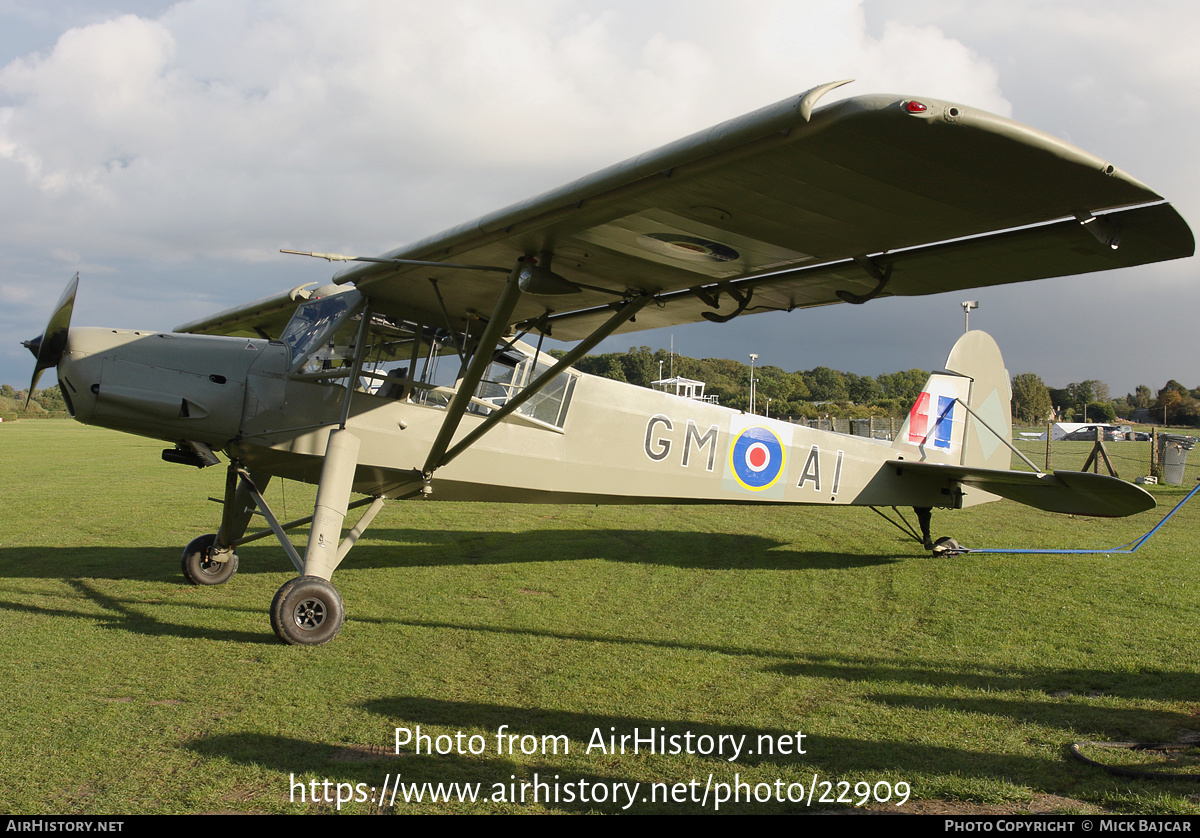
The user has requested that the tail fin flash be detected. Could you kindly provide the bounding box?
[896,331,1011,471]
[901,373,972,456]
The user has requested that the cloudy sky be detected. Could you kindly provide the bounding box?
[2,0,1196,396]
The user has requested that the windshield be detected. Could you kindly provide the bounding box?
[279,290,364,374]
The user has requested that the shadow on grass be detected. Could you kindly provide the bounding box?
[0,578,276,644]
[184,697,1057,813]
[4,568,1200,718]
[13,579,1199,714]
[185,731,671,813]
[771,655,1200,712]
[0,514,910,649]
[863,692,1193,743]
[0,526,918,582]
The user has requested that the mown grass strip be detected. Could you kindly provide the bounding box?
[1,420,1198,814]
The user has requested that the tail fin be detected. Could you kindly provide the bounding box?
[895,331,1012,470]
[890,333,1154,517]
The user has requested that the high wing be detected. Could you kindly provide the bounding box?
[179,80,1193,340]
[176,284,319,340]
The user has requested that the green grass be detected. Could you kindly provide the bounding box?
[2,420,1200,814]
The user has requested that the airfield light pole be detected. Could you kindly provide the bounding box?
[765,397,773,418]
[749,354,759,414]
[962,300,978,333]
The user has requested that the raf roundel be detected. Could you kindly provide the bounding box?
[745,442,771,472]
[729,426,786,491]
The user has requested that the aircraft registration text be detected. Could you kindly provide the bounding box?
[643,415,845,499]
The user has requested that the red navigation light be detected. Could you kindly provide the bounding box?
[904,100,928,113]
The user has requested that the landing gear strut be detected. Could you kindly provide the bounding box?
[203,440,389,646]
[913,506,965,555]
[913,507,934,551]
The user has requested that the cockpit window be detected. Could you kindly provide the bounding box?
[472,352,576,430]
[277,292,575,429]
[279,290,364,375]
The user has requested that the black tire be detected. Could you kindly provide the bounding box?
[270,576,345,646]
[181,534,239,585]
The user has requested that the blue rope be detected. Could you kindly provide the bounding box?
[966,480,1200,555]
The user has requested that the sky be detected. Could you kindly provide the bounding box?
[1,0,1196,396]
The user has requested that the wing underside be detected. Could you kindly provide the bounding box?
[179,83,1193,340]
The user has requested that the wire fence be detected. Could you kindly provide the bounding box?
[794,416,903,438]
[1010,431,1200,487]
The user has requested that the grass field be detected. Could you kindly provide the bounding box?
[2,419,1200,814]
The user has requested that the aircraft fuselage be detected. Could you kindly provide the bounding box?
[56,325,978,512]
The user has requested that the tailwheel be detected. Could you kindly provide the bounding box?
[181,534,239,585]
[271,576,345,645]
[932,536,966,556]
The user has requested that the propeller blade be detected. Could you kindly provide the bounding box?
[23,273,79,406]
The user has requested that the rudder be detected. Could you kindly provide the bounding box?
[895,331,1012,471]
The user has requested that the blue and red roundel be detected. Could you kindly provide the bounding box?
[729,425,786,491]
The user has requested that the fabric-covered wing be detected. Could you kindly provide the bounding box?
[549,202,1188,336]
[329,82,1192,340]
[183,81,1192,340]
[177,285,318,338]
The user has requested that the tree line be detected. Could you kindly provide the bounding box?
[570,347,1200,427]
[1011,374,1200,427]
[0,384,67,415]
[562,346,929,418]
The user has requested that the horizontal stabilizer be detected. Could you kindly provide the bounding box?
[894,461,1155,517]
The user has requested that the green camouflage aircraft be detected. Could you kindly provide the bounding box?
[24,81,1194,645]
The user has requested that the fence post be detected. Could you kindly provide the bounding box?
[1151,427,1159,480]
[1045,421,1052,472]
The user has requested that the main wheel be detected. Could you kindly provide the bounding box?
[181,534,239,585]
[270,576,345,645]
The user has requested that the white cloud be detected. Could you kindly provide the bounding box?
[1,1,1194,393]
[1,15,178,187]
[0,1,1014,264]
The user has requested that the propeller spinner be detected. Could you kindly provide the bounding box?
[22,273,79,406]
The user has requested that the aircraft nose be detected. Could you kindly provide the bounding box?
[21,334,43,359]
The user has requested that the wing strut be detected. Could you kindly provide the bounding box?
[421,259,528,476]
[952,396,1041,473]
[430,292,655,473]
